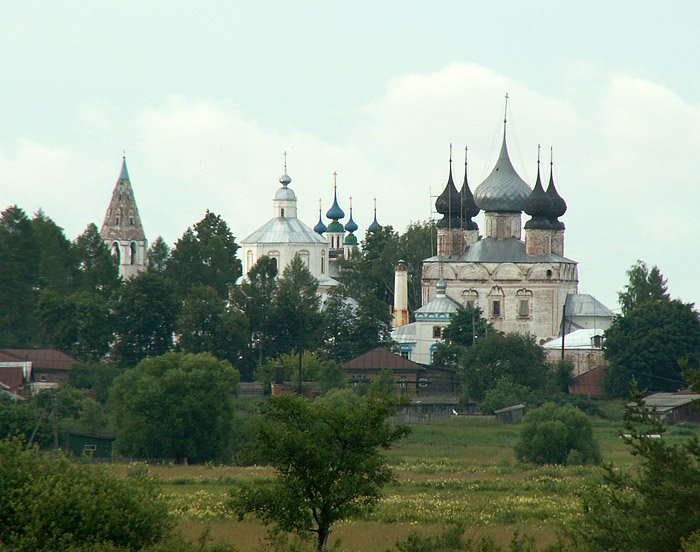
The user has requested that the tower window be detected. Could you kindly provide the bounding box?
[546,269,553,278]
[491,300,501,318]
[321,255,325,274]
[281,208,285,218]
[115,218,119,225]
[432,326,443,339]
[130,217,134,225]
[518,299,530,318]
[130,242,137,265]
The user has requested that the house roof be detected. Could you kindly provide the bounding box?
[343,347,426,371]
[0,366,25,392]
[565,294,614,318]
[543,328,605,350]
[1,349,77,370]
[640,392,700,410]
[0,351,21,362]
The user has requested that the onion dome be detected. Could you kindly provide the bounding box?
[368,199,381,232]
[435,150,462,229]
[345,200,358,233]
[460,146,480,230]
[546,157,567,230]
[325,173,345,221]
[313,200,327,234]
[474,125,531,213]
[344,233,358,246]
[524,153,554,230]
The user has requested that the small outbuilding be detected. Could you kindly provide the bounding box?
[67,433,115,459]
[638,391,700,425]
[493,404,526,423]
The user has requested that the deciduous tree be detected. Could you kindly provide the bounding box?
[230,390,409,551]
[618,260,670,315]
[109,352,240,463]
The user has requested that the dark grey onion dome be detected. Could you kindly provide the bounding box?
[546,163,567,230]
[279,173,292,186]
[524,161,554,230]
[435,161,462,229]
[474,131,531,212]
[460,151,480,230]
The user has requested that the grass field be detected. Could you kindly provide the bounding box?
[117,404,700,551]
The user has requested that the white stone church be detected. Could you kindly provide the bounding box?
[393,117,613,364]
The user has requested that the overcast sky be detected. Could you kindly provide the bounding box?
[2,1,699,310]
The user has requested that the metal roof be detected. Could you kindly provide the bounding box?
[474,131,531,213]
[424,237,576,264]
[543,328,604,350]
[392,322,417,343]
[641,393,700,409]
[241,217,328,245]
[565,294,614,318]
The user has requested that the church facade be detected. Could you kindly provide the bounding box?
[394,114,612,363]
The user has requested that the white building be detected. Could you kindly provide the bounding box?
[240,167,338,292]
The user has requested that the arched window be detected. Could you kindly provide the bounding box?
[462,289,479,310]
[321,251,326,274]
[516,289,533,319]
[267,251,280,271]
[112,242,120,264]
[246,250,254,273]
[130,242,137,265]
[299,250,310,267]
[488,286,504,319]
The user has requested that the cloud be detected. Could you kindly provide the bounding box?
[1,62,698,308]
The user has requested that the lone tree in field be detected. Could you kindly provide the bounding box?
[231,389,409,551]
[515,402,601,465]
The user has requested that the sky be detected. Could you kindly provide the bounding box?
[1,1,699,310]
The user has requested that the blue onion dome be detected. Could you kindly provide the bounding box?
[546,160,567,230]
[474,128,531,213]
[326,220,345,233]
[460,148,480,230]
[326,181,345,221]
[344,233,358,246]
[345,207,358,233]
[524,157,554,230]
[314,204,327,234]
[368,210,381,232]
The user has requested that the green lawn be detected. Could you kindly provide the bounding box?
[119,407,700,550]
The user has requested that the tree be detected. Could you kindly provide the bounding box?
[72,223,120,297]
[603,299,700,397]
[36,290,113,360]
[396,220,437,317]
[230,390,409,551]
[515,402,601,465]
[479,378,531,414]
[113,272,179,366]
[458,332,551,401]
[0,438,171,550]
[232,255,279,379]
[31,210,75,294]
[69,361,124,404]
[618,260,670,315]
[147,235,171,273]
[109,352,240,463]
[0,205,40,345]
[166,211,242,300]
[256,351,346,394]
[267,254,322,359]
[321,286,393,362]
[571,392,700,551]
[176,284,248,365]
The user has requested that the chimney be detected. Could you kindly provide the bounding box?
[392,260,409,328]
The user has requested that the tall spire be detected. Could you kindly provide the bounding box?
[119,155,130,182]
[459,145,479,230]
[435,143,461,228]
[546,146,567,229]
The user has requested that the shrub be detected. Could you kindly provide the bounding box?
[515,403,601,465]
[0,438,171,550]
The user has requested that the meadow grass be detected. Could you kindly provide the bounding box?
[113,407,700,551]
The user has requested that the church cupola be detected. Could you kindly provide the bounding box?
[460,146,480,247]
[524,147,556,256]
[343,197,359,257]
[436,145,465,257]
[273,153,298,219]
[545,149,567,256]
[100,155,148,279]
[474,95,531,240]
[368,198,381,232]
[325,172,345,251]
[313,199,327,234]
